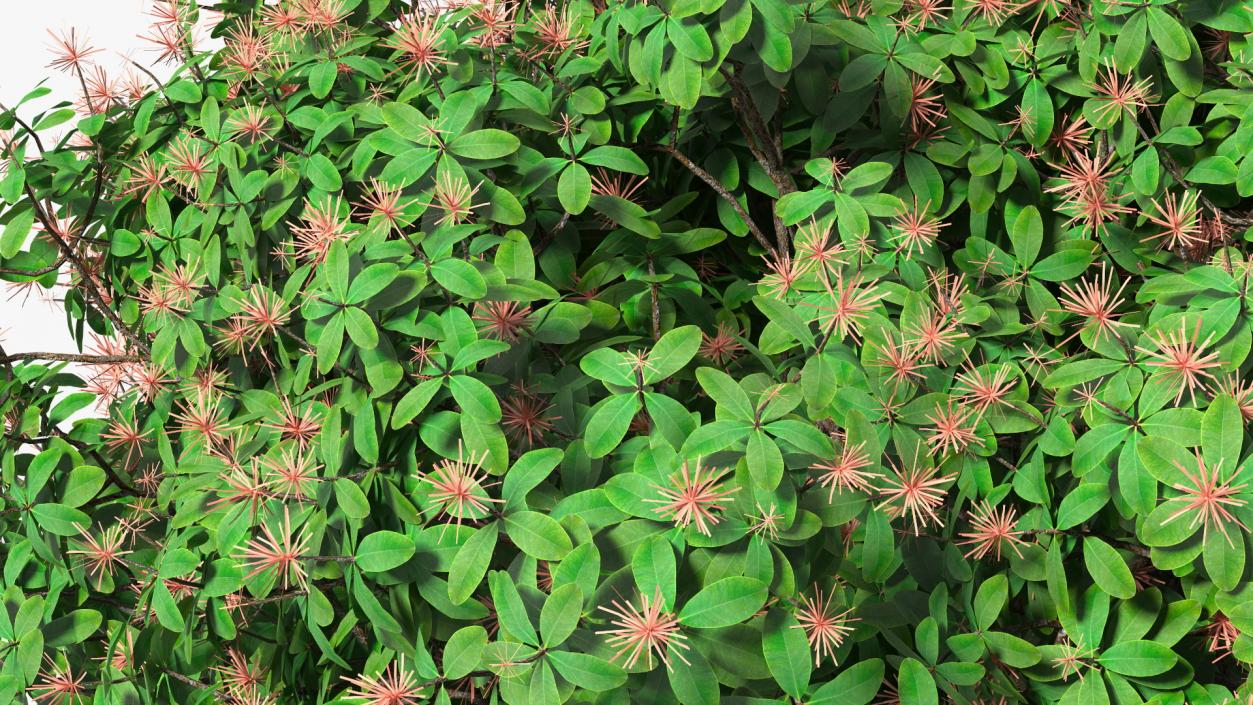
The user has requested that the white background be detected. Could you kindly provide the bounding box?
[2,0,163,357]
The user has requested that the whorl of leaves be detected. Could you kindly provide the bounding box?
[1,0,1253,704]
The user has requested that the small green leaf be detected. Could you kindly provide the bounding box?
[356,531,416,572]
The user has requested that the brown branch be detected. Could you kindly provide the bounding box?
[0,257,66,277]
[0,352,144,364]
[20,182,151,354]
[655,144,775,254]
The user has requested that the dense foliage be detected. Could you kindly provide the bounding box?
[2,0,1253,703]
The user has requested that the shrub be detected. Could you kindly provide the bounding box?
[2,0,1253,703]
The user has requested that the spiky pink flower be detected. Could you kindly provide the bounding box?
[1212,374,1253,422]
[1057,265,1132,343]
[1142,191,1202,252]
[698,323,744,366]
[223,25,271,82]
[924,403,982,457]
[904,311,963,364]
[892,200,946,259]
[226,105,273,143]
[120,155,169,202]
[1049,114,1092,162]
[1091,62,1153,123]
[239,507,311,588]
[1045,151,1131,234]
[813,442,880,500]
[210,462,272,520]
[760,250,805,299]
[1053,640,1096,681]
[421,446,503,532]
[172,391,235,448]
[1136,321,1222,405]
[80,65,123,114]
[646,460,739,536]
[874,338,926,388]
[341,658,426,705]
[264,397,322,448]
[166,135,212,187]
[906,77,947,133]
[597,589,690,670]
[1203,613,1239,662]
[472,301,533,342]
[47,28,101,73]
[590,168,648,205]
[877,455,955,535]
[806,271,887,343]
[235,288,290,341]
[353,178,412,230]
[969,0,1014,25]
[214,647,267,695]
[958,502,1027,560]
[525,5,588,61]
[101,416,150,468]
[29,657,88,705]
[748,502,785,540]
[792,585,858,666]
[261,447,320,500]
[68,526,132,583]
[500,384,558,447]
[386,14,449,77]
[428,173,484,226]
[953,365,1015,414]
[283,196,352,264]
[1161,451,1248,546]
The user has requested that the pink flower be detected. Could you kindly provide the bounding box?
[239,507,311,588]
[341,658,426,705]
[792,585,858,666]
[646,460,739,536]
[1161,450,1248,546]
[877,455,955,535]
[596,589,690,670]
[958,502,1027,561]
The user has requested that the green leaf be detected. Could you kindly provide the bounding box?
[974,574,1007,631]
[43,609,102,647]
[810,659,885,705]
[584,394,641,459]
[450,129,521,160]
[644,325,702,383]
[539,584,583,647]
[1147,8,1191,61]
[1083,537,1135,599]
[356,530,416,572]
[449,522,498,604]
[549,651,626,691]
[558,162,592,214]
[449,374,502,423]
[1202,394,1242,469]
[1056,483,1110,529]
[678,577,767,628]
[504,511,573,560]
[898,658,938,705]
[443,626,488,680]
[580,146,649,175]
[0,205,35,258]
[1098,640,1176,676]
[305,154,342,191]
[31,503,90,536]
[1188,156,1237,185]
[763,609,811,698]
[431,258,487,299]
